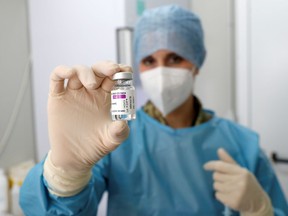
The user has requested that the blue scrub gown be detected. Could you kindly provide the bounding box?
[20,109,288,216]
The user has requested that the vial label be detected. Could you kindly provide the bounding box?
[111,89,135,115]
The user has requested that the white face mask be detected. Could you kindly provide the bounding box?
[140,66,195,116]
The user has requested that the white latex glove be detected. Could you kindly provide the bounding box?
[43,62,131,196]
[204,148,273,216]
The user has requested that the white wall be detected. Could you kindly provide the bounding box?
[124,0,191,27]
[250,0,288,198]
[236,0,288,198]
[192,0,235,120]
[0,0,35,169]
[250,0,288,156]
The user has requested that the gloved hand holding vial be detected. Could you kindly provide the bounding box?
[43,62,133,196]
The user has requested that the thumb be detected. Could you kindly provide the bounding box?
[217,148,237,165]
[106,121,130,148]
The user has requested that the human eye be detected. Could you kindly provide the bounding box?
[167,53,184,65]
[141,56,155,66]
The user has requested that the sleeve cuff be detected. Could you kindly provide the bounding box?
[43,151,92,197]
[241,192,273,216]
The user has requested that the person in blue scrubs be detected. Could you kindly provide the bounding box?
[20,5,288,216]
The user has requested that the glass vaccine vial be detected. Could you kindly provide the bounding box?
[111,72,136,121]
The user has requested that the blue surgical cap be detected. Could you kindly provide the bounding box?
[133,4,206,69]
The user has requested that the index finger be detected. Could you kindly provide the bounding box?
[203,161,241,174]
[91,61,121,89]
[98,63,133,92]
[217,148,237,165]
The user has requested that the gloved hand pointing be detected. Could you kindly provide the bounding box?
[204,148,273,216]
[43,62,131,197]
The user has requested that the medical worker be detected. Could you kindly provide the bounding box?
[20,5,288,216]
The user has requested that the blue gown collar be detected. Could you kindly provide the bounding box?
[137,108,219,135]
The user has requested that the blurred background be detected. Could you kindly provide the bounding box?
[0,0,287,215]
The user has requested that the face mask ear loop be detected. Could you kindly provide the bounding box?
[191,67,198,78]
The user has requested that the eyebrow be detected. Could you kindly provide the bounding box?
[141,55,155,61]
